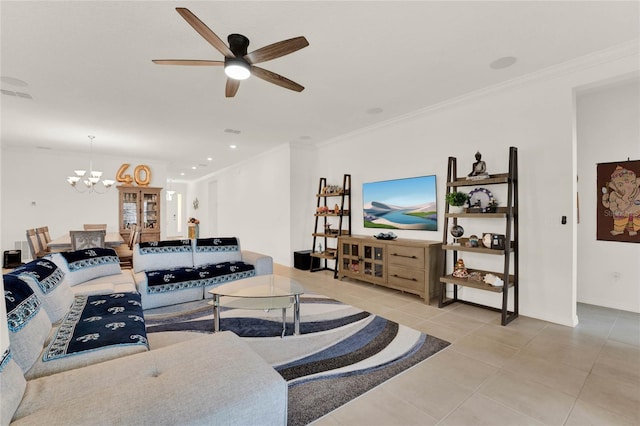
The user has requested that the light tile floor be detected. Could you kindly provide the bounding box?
[273,265,640,426]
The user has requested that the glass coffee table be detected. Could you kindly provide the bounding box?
[208,275,305,336]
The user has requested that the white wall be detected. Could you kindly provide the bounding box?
[0,143,8,357]
[576,78,640,312]
[290,143,319,261]
[290,47,639,326]
[190,144,292,265]
[1,146,168,259]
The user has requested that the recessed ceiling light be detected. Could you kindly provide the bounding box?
[224,128,241,134]
[207,157,213,161]
[229,144,237,149]
[180,172,185,176]
[490,56,517,70]
[191,166,197,170]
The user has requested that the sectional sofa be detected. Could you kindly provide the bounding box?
[131,237,273,309]
[1,242,285,425]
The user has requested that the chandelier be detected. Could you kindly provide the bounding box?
[67,135,115,193]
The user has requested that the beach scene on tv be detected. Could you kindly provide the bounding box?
[363,175,438,231]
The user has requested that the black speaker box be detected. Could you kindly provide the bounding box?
[3,250,22,269]
[294,250,320,270]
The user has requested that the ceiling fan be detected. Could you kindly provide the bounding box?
[153,7,309,98]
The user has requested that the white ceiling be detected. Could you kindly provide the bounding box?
[1,1,638,180]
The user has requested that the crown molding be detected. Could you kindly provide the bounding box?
[318,40,639,148]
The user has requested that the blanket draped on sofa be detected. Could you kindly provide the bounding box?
[145,262,256,294]
[43,293,148,361]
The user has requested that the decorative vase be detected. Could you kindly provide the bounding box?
[188,223,199,239]
[449,205,465,214]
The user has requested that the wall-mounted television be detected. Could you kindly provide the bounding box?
[363,175,437,231]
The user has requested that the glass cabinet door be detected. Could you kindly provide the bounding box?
[142,192,158,230]
[362,243,385,280]
[122,191,138,230]
[340,240,385,282]
[341,241,360,274]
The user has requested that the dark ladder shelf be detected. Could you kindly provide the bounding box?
[439,147,519,326]
[310,174,351,278]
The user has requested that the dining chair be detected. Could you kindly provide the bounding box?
[70,230,106,251]
[35,227,51,255]
[26,229,46,259]
[115,225,138,268]
[83,224,107,231]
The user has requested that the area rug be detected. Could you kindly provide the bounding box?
[144,294,450,426]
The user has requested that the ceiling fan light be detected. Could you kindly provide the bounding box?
[224,59,250,80]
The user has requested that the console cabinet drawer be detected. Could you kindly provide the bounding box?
[387,245,424,269]
[388,266,426,293]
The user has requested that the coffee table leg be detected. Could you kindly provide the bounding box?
[294,294,300,335]
[213,294,220,332]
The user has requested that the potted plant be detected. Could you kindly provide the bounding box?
[445,191,469,213]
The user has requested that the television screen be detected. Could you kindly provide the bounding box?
[363,175,437,231]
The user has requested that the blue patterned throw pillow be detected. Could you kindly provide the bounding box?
[47,248,121,287]
[193,237,242,267]
[133,239,194,272]
[11,259,73,323]
[3,274,52,373]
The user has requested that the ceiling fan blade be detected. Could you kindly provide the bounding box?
[175,7,234,58]
[225,79,240,98]
[251,66,304,92]
[244,36,309,64]
[152,60,224,66]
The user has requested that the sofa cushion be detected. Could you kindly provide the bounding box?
[41,292,148,363]
[193,237,242,267]
[69,270,136,296]
[10,259,73,323]
[3,275,52,373]
[25,292,148,380]
[0,348,27,426]
[145,262,255,294]
[133,239,193,273]
[47,248,122,287]
[13,333,288,425]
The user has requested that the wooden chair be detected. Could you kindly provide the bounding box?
[83,224,107,231]
[35,226,51,255]
[115,226,138,269]
[70,230,106,251]
[26,229,46,259]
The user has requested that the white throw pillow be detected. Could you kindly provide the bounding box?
[193,237,242,267]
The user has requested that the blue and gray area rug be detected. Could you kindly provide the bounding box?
[145,294,450,426]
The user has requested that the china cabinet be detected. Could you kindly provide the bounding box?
[117,186,162,243]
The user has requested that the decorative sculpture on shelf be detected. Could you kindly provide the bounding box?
[452,259,469,278]
[467,151,489,180]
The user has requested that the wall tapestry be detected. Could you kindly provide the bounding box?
[597,159,640,243]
